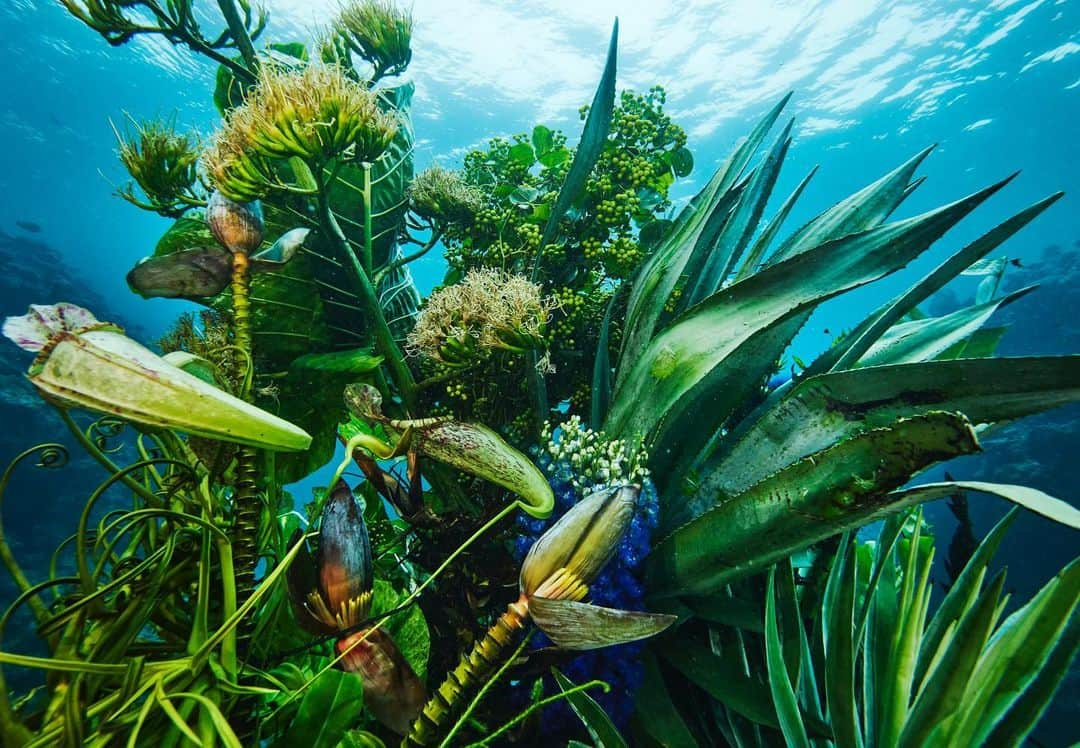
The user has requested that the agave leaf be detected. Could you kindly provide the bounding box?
[943,557,1080,747]
[767,145,935,265]
[887,481,1080,530]
[605,177,1010,453]
[819,192,1062,373]
[685,118,793,307]
[823,536,862,748]
[898,569,1007,748]
[537,20,618,261]
[617,93,791,383]
[634,651,699,747]
[552,668,628,748]
[647,412,980,598]
[590,291,617,429]
[683,356,1080,525]
[657,635,780,728]
[413,420,554,518]
[529,597,675,650]
[765,568,811,748]
[855,285,1037,368]
[733,165,818,282]
[934,325,1007,360]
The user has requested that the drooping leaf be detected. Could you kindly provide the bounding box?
[885,481,1080,530]
[529,597,675,650]
[684,356,1080,524]
[647,412,981,597]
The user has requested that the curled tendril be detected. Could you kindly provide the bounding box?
[34,444,69,470]
[111,556,144,579]
[88,417,127,454]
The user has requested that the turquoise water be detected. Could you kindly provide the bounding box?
[0,0,1077,743]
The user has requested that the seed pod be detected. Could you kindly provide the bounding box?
[206,190,264,254]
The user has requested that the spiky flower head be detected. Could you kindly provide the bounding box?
[406,269,558,367]
[112,115,200,217]
[334,0,413,80]
[408,166,483,223]
[202,63,398,199]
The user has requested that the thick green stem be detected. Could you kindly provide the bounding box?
[316,183,417,412]
[230,250,261,602]
[215,0,257,69]
[362,162,374,273]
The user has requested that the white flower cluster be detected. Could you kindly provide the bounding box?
[542,415,650,491]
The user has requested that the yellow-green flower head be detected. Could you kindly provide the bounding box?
[406,269,558,366]
[520,484,637,600]
[202,63,398,199]
[335,0,413,79]
[408,166,483,223]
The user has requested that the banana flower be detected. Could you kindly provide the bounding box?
[286,481,425,735]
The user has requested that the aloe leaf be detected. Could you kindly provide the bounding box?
[888,481,1080,530]
[536,20,618,262]
[822,192,1062,372]
[590,291,617,429]
[765,568,812,748]
[617,94,791,384]
[822,536,862,748]
[685,118,793,307]
[605,177,1011,451]
[854,285,1037,368]
[277,668,364,748]
[767,145,935,265]
[944,557,1080,747]
[734,165,818,282]
[914,508,1016,689]
[647,412,980,598]
[529,597,675,650]
[634,651,699,747]
[657,637,779,728]
[981,612,1080,747]
[552,668,628,748]
[686,355,1080,522]
[899,569,1007,748]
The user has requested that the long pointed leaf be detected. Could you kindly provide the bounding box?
[734,165,819,282]
[766,568,812,748]
[823,537,862,748]
[634,651,699,747]
[552,668,628,748]
[888,481,1080,530]
[647,412,981,598]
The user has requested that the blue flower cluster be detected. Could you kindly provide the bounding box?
[512,455,660,731]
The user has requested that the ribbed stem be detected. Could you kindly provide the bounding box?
[229,250,260,602]
[405,601,529,746]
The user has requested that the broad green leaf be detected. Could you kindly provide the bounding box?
[647,412,980,597]
[553,668,628,748]
[670,146,694,178]
[531,124,555,157]
[765,569,811,748]
[618,93,791,381]
[686,356,1080,523]
[606,177,1010,450]
[855,285,1037,367]
[633,651,699,747]
[536,20,618,261]
[278,668,364,748]
[657,636,779,728]
[509,142,536,166]
[369,580,430,680]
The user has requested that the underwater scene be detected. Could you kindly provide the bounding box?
[0,0,1078,745]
